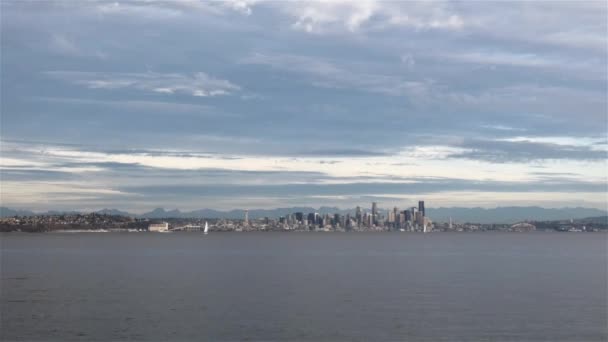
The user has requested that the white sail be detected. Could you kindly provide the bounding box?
[204,222,209,234]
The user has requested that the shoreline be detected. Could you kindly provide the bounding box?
[1,229,603,234]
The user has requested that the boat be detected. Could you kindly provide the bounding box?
[204,222,209,235]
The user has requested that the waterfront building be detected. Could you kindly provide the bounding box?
[148,222,169,232]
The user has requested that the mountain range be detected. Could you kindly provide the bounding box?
[1,206,606,224]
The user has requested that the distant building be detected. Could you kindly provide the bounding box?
[308,213,315,227]
[511,222,536,232]
[148,222,169,232]
[416,211,424,227]
[388,210,395,223]
[418,201,425,217]
[295,212,304,223]
[334,213,340,228]
[399,212,406,226]
[372,202,378,225]
[404,210,412,222]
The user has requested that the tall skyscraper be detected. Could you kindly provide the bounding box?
[416,211,424,227]
[355,206,362,226]
[388,210,395,223]
[372,202,378,225]
[295,212,304,223]
[393,207,399,229]
[244,209,249,226]
[308,213,315,227]
[418,201,425,217]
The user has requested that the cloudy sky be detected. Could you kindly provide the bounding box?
[1,0,607,212]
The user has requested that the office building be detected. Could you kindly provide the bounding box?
[372,202,378,225]
[418,201,425,217]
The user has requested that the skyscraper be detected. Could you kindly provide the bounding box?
[244,209,249,226]
[388,210,395,223]
[295,212,304,223]
[418,201,425,217]
[372,202,378,225]
[393,207,399,229]
[308,213,315,227]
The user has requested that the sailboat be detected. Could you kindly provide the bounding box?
[204,221,209,235]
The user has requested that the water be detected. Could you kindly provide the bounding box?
[1,232,606,341]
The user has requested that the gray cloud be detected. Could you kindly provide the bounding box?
[120,178,606,199]
[449,139,608,162]
[45,71,241,97]
[240,52,432,97]
[1,1,606,210]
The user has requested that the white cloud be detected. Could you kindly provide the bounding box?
[276,0,464,34]
[2,140,606,210]
[94,0,258,18]
[45,71,241,97]
[219,0,259,16]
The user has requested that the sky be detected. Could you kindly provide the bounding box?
[1,0,607,213]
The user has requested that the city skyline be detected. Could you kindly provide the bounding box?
[1,1,607,211]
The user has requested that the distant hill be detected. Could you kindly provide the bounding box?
[1,206,606,224]
[96,208,132,217]
[572,216,608,224]
[0,207,35,217]
[426,207,608,224]
[138,207,346,219]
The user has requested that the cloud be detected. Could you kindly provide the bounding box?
[276,1,464,34]
[94,0,258,18]
[119,178,607,199]
[2,1,607,211]
[86,1,466,33]
[448,139,608,162]
[295,148,389,157]
[241,52,430,96]
[44,71,241,97]
[30,97,232,117]
[2,139,606,211]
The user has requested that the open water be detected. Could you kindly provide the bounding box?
[1,232,606,341]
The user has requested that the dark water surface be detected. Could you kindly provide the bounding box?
[1,232,606,341]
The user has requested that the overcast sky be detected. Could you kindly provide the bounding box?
[1,0,607,212]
